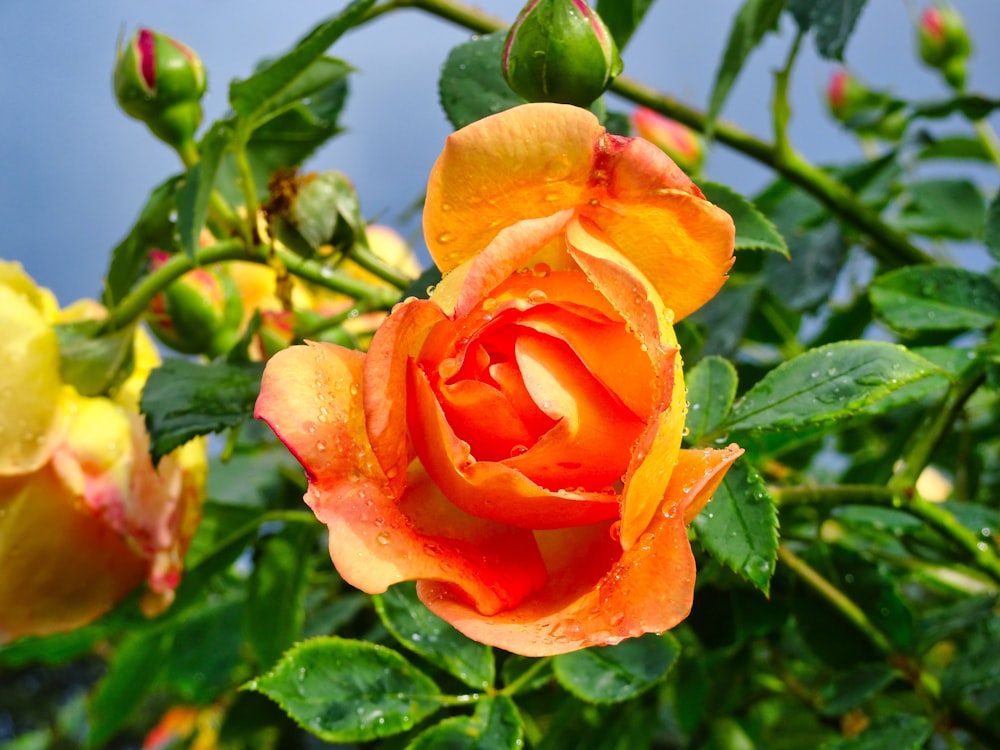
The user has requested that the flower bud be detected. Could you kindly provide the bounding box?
[917,4,971,89]
[146,251,244,356]
[825,68,906,141]
[630,108,703,174]
[502,0,623,107]
[114,28,207,149]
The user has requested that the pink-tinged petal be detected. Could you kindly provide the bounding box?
[424,104,603,273]
[257,341,548,615]
[363,300,449,495]
[408,362,620,529]
[255,341,377,483]
[579,189,735,321]
[0,467,147,643]
[417,445,741,656]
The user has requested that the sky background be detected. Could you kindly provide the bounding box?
[1,0,997,304]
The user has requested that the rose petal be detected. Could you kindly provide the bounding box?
[565,219,687,549]
[0,283,65,476]
[409,362,620,528]
[256,340,547,615]
[425,105,601,274]
[580,195,735,321]
[0,467,146,643]
[363,299,448,496]
[416,444,742,656]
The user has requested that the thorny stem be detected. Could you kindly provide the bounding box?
[99,239,400,336]
[777,545,996,746]
[773,483,1000,585]
[373,0,935,269]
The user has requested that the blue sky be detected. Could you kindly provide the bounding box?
[1,0,997,304]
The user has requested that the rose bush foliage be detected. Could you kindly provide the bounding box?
[256,103,741,656]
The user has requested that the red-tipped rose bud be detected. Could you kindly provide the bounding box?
[146,252,244,356]
[502,0,623,107]
[630,108,704,174]
[917,4,971,89]
[114,28,207,150]
[826,69,906,141]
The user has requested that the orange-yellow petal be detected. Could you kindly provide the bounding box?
[0,467,146,643]
[255,341,548,615]
[417,444,741,656]
[424,104,602,273]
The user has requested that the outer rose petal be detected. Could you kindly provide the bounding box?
[418,445,742,656]
[255,342,548,616]
[425,103,734,319]
[0,282,65,475]
[0,467,146,644]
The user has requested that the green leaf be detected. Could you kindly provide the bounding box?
[897,178,986,240]
[916,594,998,651]
[245,637,445,743]
[689,281,761,358]
[406,696,523,749]
[819,714,931,750]
[375,581,495,691]
[941,616,1000,699]
[141,357,265,463]
[229,0,374,126]
[871,266,1000,332]
[817,663,898,717]
[596,0,656,50]
[985,190,1000,261]
[685,355,738,445]
[916,134,993,162]
[692,458,778,594]
[553,633,679,704]
[54,320,135,398]
[706,0,786,133]
[158,596,245,704]
[439,32,525,130]
[89,629,170,746]
[103,176,181,306]
[764,224,846,312]
[246,524,314,669]
[809,0,869,60]
[176,121,233,256]
[700,181,789,256]
[911,94,1000,121]
[722,341,942,433]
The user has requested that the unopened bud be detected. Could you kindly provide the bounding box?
[917,4,971,89]
[502,0,623,107]
[114,28,207,149]
[630,108,703,174]
[146,252,243,356]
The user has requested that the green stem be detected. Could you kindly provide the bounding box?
[378,0,934,268]
[270,243,401,309]
[772,30,804,159]
[500,656,552,696]
[777,545,894,654]
[98,239,248,335]
[891,362,987,490]
[234,140,262,244]
[351,243,412,291]
[773,483,1000,584]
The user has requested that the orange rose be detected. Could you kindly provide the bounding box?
[0,262,206,642]
[256,103,741,656]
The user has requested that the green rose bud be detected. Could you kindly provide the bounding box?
[146,251,243,356]
[502,0,623,107]
[114,28,207,150]
[917,4,971,90]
